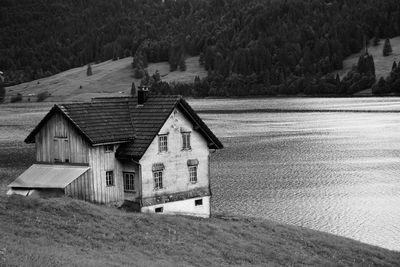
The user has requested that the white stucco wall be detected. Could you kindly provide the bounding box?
[141,196,210,218]
[139,108,210,198]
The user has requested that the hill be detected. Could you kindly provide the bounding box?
[5,56,206,102]
[335,37,400,80]
[1,195,400,267]
[2,0,400,96]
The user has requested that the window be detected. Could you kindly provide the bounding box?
[189,166,197,183]
[105,144,114,153]
[54,137,69,163]
[155,207,163,213]
[182,132,191,150]
[123,172,135,192]
[158,134,168,152]
[106,171,114,186]
[195,199,203,206]
[154,171,163,190]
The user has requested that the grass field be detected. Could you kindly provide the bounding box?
[1,101,400,266]
[5,56,206,103]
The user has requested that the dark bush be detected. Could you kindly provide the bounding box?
[0,84,5,103]
[10,93,22,103]
[37,91,50,102]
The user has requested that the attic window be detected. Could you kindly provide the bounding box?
[105,145,114,153]
[182,132,191,150]
[158,134,168,152]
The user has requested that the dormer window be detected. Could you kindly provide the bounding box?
[105,144,114,153]
[182,132,191,150]
[158,134,168,152]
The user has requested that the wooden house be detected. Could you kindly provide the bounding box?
[7,90,223,217]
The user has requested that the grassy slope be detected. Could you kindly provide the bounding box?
[1,195,400,267]
[5,56,206,102]
[1,104,400,266]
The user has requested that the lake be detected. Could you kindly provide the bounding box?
[191,97,400,251]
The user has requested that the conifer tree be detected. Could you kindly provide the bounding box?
[373,27,380,46]
[383,38,392,56]
[392,61,397,71]
[86,63,92,76]
[131,82,136,96]
[152,70,161,83]
[178,56,186,71]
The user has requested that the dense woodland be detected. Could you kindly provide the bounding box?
[1,0,400,97]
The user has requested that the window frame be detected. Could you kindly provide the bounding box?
[123,172,135,192]
[105,144,114,153]
[181,132,191,150]
[158,134,168,153]
[189,165,198,184]
[195,199,203,206]
[106,170,114,187]
[53,136,69,163]
[153,170,163,190]
[155,207,163,213]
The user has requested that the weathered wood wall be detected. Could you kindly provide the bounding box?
[35,112,89,164]
[140,108,210,199]
[88,145,124,203]
[34,111,127,203]
[65,171,91,201]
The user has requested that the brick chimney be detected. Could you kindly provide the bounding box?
[137,86,149,105]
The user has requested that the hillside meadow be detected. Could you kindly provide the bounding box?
[1,101,400,266]
[5,56,206,103]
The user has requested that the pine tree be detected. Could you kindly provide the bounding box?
[0,84,5,103]
[392,61,397,71]
[178,55,186,71]
[86,63,92,76]
[373,27,380,46]
[383,38,392,56]
[152,70,161,83]
[130,82,136,96]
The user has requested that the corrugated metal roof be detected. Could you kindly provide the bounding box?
[8,164,89,189]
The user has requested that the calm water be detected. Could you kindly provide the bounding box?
[196,98,400,251]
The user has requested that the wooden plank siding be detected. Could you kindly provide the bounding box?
[34,112,125,204]
[65,171,91,201]
[88,145,124,203]
[35,112,89,164]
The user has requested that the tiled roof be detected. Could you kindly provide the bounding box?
[25,95,223,159]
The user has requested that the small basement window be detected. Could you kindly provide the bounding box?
[155,207,163,213]
[106,171,114,186]
[105,144,114,153]
[195,199,203,206]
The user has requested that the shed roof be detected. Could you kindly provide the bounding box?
[8,164,90,188]
[25,95,223,159]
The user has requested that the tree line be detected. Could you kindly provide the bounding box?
[1,0,400,96]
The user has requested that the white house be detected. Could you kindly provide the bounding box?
[7,89,223,217]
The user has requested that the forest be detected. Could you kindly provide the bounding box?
[1,0,400,96]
